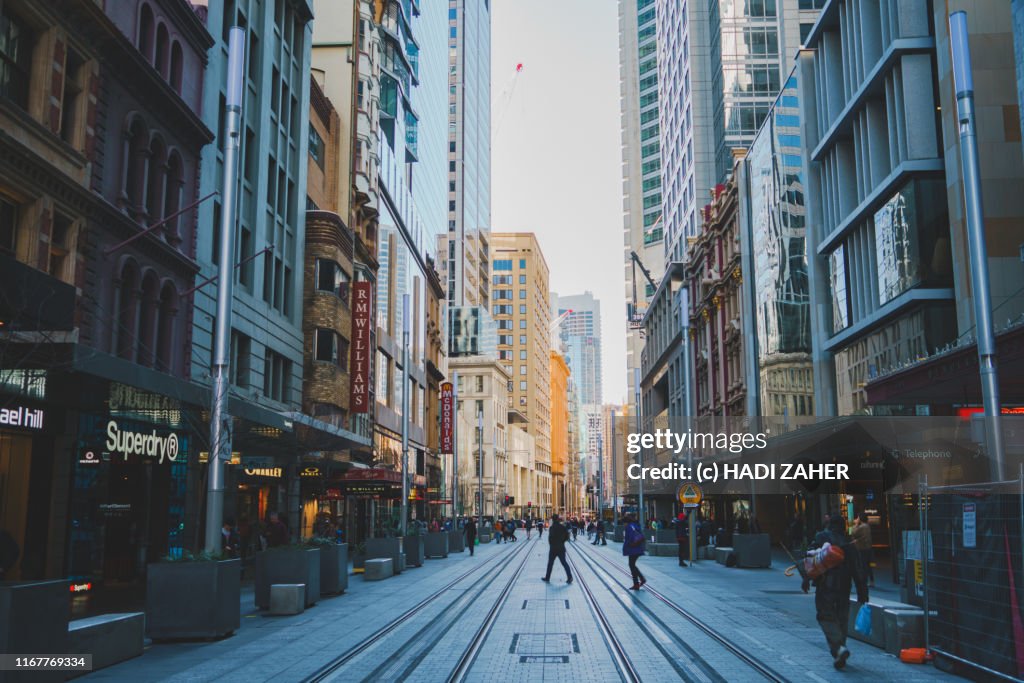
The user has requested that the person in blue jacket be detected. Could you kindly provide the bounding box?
[622,512,646,590]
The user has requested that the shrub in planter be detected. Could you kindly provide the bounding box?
[146,553,240,640]
[307,538,348,595]
[351,543,367,572]
[254,545,320,608]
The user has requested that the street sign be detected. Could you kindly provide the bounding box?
[677,482,702,508]
[963,503,977,548]
[440,382,454,454]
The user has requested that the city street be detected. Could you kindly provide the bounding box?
[85,533,958,682]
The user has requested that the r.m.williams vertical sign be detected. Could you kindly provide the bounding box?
[440,381,454,454]
[350,281,373,413]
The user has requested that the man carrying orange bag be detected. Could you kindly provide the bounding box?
[802,515,869,670]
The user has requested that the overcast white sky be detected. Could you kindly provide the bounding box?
[491,0,627,404]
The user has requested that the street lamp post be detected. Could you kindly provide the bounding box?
[205,27,244,553]
[452,372,458,520]
[949,11,1006,481]
[681,287,697,563]
[597,433,604,524]
[634,367,644,529]
[401,294,410,538]
[477,409,484,534]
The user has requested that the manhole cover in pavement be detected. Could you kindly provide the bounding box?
[521,599,570,610]
[510,633,580,656]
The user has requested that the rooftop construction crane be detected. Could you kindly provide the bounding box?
[629,249,658,331]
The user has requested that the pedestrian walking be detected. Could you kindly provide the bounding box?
[264,511,288,548]
[221,518,240,558]
[494,519,503,543]
[541,514,573,584]
[570,519,578,541]
[537,520,544,540]
[592,519,605,546]
[802,515,868,670]
[623,512,646,589]
[851,513,874,586]
[525,517,533,540]
[465,517,477,556]
[674,513,689,566]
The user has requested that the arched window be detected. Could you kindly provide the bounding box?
[163,150,184,241]
[145,135,166,226]
[156,281,178,373]
[115,261,141,361]
[155,23,169,77]
[170,41,183,93]
[122,115,149,219]
[137,271,160,368]
[138,4,154,61]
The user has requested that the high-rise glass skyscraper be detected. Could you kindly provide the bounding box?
[619,0,666,402]
[657,0,822,267]
[437,0,494,357]
[554,292,603,409]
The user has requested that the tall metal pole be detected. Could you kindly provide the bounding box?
[401,293,410,537]
[597,432,604,523]
[452,371,459,519]
[949,11,1005,481]
[205,27,245,554]
[611,409,617,522]
[492,427,497,520]
[681,287,697,563]
[634,366,644,529]
[477,409,484,534]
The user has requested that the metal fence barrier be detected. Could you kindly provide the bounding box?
[921,467,1024,681]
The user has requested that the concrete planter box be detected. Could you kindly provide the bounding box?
[655,530,676,544]
[424,533,449,558]
[366,538,403,575]
[448,530,465,552]
[479,532,492,543]
[733,534,771,568]
[612,526,624,542]
[146,560,240,640]
[317,544,348,595]
[68,613,143,677]
[255,548,320,609]
[0,580,68,683]
[404,536,425,567]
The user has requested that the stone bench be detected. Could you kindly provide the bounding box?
[364,558,393,581]
[715,547,734,565]
[269,584,305,616]
[732,534,771,568]
[847,596,919,649]
[67,612,143,678]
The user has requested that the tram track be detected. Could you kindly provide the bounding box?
[575,542,791,683]
[304,537,529,682]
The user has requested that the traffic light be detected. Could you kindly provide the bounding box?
[503,495,510,506]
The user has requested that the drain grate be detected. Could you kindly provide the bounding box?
[511,633,580,657]
[521,599,570,610]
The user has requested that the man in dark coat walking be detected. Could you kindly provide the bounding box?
[803,515,869,670]
[674,513,689,567]
[464,517,477,556]
[541,514,572,584]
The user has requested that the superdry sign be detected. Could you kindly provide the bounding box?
[349,281,373,413]
[440,382,454,454]
[106,420,180,464]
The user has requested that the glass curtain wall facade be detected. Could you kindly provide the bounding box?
[373,0,448,496]
[619,0,666,400]
[743,71,814,418]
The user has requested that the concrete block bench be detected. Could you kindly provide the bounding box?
[647,542,678,557]
[269,584,305,616]
[883,607,934,654]
[67,612,143,677]
[715,547,734,565]
[847,596,911,649]
[733,534,771,568]
[364,558,394,581]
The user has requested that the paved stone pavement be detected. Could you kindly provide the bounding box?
[83,532,964,682]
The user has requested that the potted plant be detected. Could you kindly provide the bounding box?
[307,538,347,595]
[146,551,240,640]
[254,544,320,609]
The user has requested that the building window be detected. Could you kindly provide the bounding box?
[518,289,526,299]
[519,335,526,345]
[230,331,251,388]
[518,259,526,269]
[60,48,85,146]
[519,274,526,284]
[0,195,18,257]
[520,350,527,360]
[519,320,526,329]
[493,259,512,271]
[169,41,183,92]
[315,328,348,370]
[519,381,527,391]
[309,127,325,168]
[48,212,74,281]
[519,304,526,314]
[264,350,291,402]
[519,366,526,375]
[316,259,350,300]
[475,376,484,392]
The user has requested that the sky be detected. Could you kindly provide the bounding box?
[491,0,628,404]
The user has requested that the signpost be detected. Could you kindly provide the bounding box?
[677,482,702,508]
[963,503,977,549]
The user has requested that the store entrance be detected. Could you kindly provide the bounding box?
[0,433,32,580]
[100,460,173,583]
